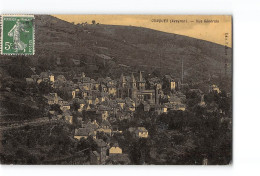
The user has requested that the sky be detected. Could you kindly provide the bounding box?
[53,15,232,47]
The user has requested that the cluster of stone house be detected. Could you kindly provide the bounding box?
[74,119,112,139]
[44,93,73,123]
[128,127,149,138]
[25,71,197,164]
[22,67,227,164]
[26,71,55,85]
[25,71,191,129]
[89,140,130,165]
[27,71,188,117]
[73,115,148,164]
[73,118,131,164]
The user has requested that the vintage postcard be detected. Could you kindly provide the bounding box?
[0,15,232,165]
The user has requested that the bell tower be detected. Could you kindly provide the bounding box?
[130,73,137,89]
[120,73,126,88]
[138,71,145,90]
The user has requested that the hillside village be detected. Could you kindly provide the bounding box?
[21,69,225,164]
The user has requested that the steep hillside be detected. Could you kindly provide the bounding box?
[1,15,232,91]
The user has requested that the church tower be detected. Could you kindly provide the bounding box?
[120,73,126,88]
[155,83,162,104]
[138,71,145,91]
[130,73,137,89]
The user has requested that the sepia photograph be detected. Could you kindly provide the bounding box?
[0,14,233,165]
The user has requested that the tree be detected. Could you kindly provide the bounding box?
[56,89,70,101]
[76,138,90,155]
[76,137,98,156]
[50,104,62,114]
[159,96,168,104]
[136,103,144,112]
[129,138,150,164]
[71,113,79,127]
[71,101,80,112]
[38,81,53,94]
[96,131,109,143]
[7,63,32,79]
[82,110,98,122]
[151,69,162,78]
[186,91,201,109]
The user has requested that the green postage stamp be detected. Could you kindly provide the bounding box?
[1,15,35,55]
